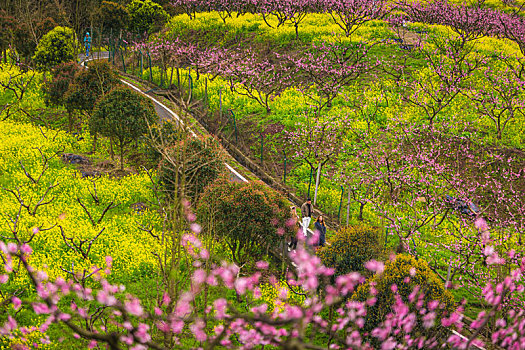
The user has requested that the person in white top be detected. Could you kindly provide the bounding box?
[300,198,313,237]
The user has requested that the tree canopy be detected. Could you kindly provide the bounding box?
[95,1,130,34]
[127,0,169,36]
[91,86,157,169]
[197,178,291,268]
[32,26,77,71]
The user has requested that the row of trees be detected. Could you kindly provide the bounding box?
[171,0,389,39]
[43,57,157,169]
[344,122,524,291]
[171,0,525,42]
[136,32,524,213]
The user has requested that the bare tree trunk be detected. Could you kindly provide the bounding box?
[92,133,97,153]
[169,63,174,88]
[67,110,73,132]
[358,202,365,221]
[110,137,114,160]
[120,142,124,170]
[346,187,351,226]
[445,257,452,289]
[313,162,321,205]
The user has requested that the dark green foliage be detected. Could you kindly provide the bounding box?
[43,62,82,131]
[44,62,81,107]
[91,86,157,169]
[352,254,455,343]
[197,178,291,268]
[66,61,120,115]
[159,134,226,201]
[32,26,77,71]
[95,1,130,33]
[127,0,169,36]
[12,17,56,64]
[0,10,16,63]
[317,224,385,278]
[11,22,36,63]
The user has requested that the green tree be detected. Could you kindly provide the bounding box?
[197,178,291,269]
[66,61,120,114]
[11,17,56,66]
[32,26,77,71]
[95,1,130,35]
[65,60,120,149]
[317,224,385,279]
[352,254,455,345]
[0,10,16,64]
[43,61,82,131]
[91,86,157,170]
[159,134,226,201]
[127,0,169,36]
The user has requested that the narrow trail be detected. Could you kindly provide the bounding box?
[80,53,309,268]
[81,52,247,183]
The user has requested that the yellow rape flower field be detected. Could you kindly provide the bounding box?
[0,119,162,291]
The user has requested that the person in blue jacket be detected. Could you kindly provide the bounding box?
[83,32,92,57]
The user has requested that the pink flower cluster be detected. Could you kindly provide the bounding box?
[1,237,525,349]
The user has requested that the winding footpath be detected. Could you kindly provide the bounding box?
[80,52,247,183]
[80,52,309,267]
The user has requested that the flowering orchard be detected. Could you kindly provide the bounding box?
[136,4,525,219]
[1,0,525,348]
[110,0,525,344]
[0,102,163,347]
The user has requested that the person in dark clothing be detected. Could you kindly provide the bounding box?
[288,206,299,251]
[314,215,326,247]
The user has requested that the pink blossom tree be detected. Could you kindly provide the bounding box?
[256,0,317,40]
[385,38,486,129]
[322,0,391,37]
[464,56,525,140]
[288,40,379,115]
[1,232,525,349]
[198,47,294,114]
[285,114,348,205]
[493,11,525,56]
[401,0,495,47]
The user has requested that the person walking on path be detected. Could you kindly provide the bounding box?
[301,198,313,237]
[314,215,326,247]
[288,206,300,251]
[84,32,92,57]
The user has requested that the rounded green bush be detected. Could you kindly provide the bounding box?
[197,178,291,268]
[127,0,169,35]
[353,254,455,343]
[32,26,77,71]
[317,224,385,278]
